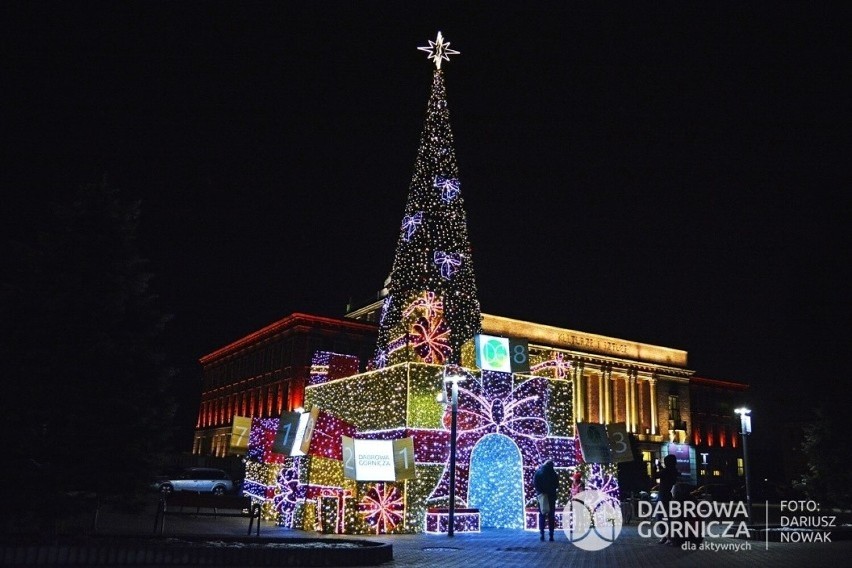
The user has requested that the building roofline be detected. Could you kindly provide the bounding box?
[199,313,377,365]
[689,376,749,390]
[482,313,689,368]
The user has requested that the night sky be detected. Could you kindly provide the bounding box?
[2,3,847,461]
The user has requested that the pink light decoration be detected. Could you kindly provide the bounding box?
[403,291,444,320]
[530,352,572,380]
[359,483,405,534]
[411,313,452,364]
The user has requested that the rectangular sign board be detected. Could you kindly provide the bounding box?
[475,334,530,373]
[392,437,416,480]
[576,422,612,464]
[341,436,417,481]
[342,436,357,480]
[298,406,320,455]
[606,422,634,463]
[273,411,303,455]
[229,416,252,454]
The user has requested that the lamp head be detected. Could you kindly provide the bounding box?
[443,364,467,384]
[734,407,751,416]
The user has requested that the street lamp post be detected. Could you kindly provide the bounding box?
[735,407,752,522]
[442,365,466,537]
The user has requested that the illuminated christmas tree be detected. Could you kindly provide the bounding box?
[373,32,482,368]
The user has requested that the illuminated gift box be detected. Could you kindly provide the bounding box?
[425,508,481,534]
[524,508,565,531]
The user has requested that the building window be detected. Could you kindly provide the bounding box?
[737,458,744,477]
[642,451,653,478]
[668,395,680,423]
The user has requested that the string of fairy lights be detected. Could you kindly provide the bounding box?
[373,63,482,369]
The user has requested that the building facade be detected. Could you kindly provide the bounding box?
[689,376,750,486]
[194,313,377,457]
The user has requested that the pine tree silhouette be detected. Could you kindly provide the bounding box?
[373,36,482,368]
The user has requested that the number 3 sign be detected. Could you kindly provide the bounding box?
[607,423,634,463]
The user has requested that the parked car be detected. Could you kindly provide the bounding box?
[151,467,235,496]
[638,484,661,504]
[691,483,738,502]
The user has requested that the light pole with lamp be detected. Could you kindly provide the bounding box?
[439,365,467,537]
[735,407,752,522]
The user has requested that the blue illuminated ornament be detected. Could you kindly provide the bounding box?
[434,175,460,203]
[379,296,391,325]
[401,211,423,241]
[433,251,462,279]
[373,349,388,369]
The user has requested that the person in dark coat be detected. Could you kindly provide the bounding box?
[534,460,559,541]
[654,454,679,544]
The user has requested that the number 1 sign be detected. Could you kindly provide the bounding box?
[272,411,303,455]
[341,436,416,481]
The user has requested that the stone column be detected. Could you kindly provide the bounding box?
[649,377,658,435]
[603,366,612,424]
[630,371,639,433]
[573,360,585,424]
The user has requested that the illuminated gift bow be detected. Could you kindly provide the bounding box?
[428,372,552,504]
[359,483,405,534]
[434,175,460,203]
[400,211,423,241]
[403,290,444,320]
[433,251,462,279]
[410,313,452,364]
[529,352,573,380]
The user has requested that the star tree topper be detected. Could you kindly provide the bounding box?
[417,31,460,69]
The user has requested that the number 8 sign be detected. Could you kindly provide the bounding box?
[475,334,530,373]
